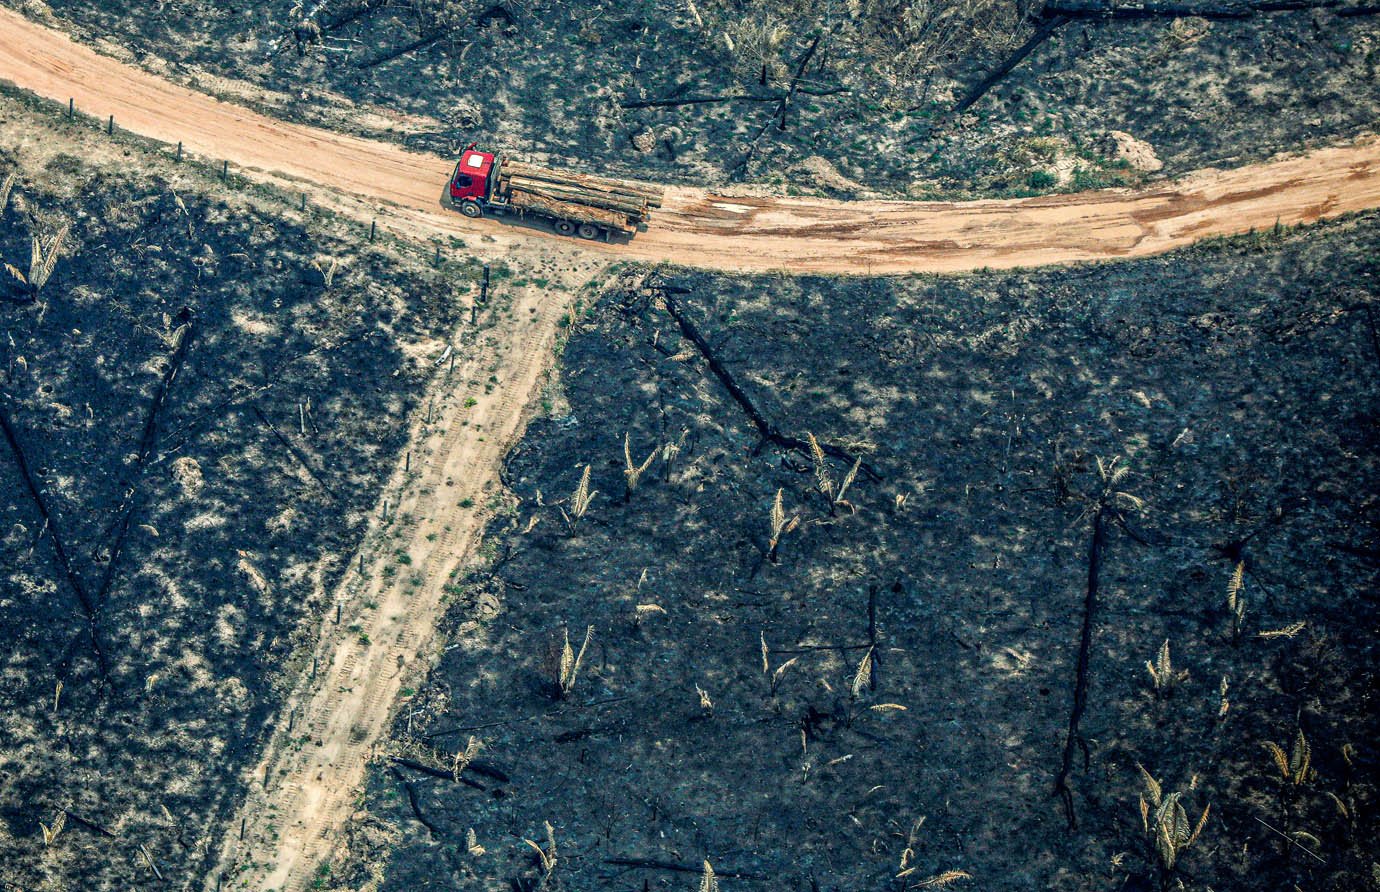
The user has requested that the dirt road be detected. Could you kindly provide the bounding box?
[204,268,596,892]
[2,7,1378,276]
[4,8,1379,891]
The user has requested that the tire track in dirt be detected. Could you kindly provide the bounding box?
[205,272,593,892]
[1,7,1378,276]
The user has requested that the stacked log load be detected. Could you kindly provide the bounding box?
[497,159,664,230]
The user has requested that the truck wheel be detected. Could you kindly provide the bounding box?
[554,219,576,236]
[577,223,600,240]
[458,200,483,219]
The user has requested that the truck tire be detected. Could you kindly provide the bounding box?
[458,200,483,219]
[576,223,600,240]
[553,219,576,236]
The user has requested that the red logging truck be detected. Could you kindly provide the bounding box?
[447,146,663,241]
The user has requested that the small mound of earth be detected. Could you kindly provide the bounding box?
[170,456,204,498]
[795,155,868,195]
[1103,130,1164,172]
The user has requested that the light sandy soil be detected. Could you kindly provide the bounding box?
[3,8,1379,892]
[1,7,1378,276]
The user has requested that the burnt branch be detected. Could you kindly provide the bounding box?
[953,15,1070,114]
[655,284,880,482]
[389,756,488,790]
[93,308,195,610]
[251,404,338,499]
[1052,501,1109,829]
[0,398,110,684]
[621,86,847,109]
[390,768,444,838]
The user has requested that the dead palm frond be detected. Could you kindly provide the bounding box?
[0,171,15,214]
[807,432,861,514]
[1258,621,1306,639]
[40,811,65,847]
[699,860,718,892]
[911,870,973,887]
[1226,561,1246,636]
[555,625,593,698]
[1136,764,1208,870]
[1096,455,1144,513]
[451,736,482,781]
[767,488,800,563]
[15,222,69,293]
[695,683,714,713]
[851,647,874,698]
[559,464,597,534]
[770,655,799,695]
[466,827,485,857]
[311,255,340,287]
[634,603,666,625]
[523,821,558,874]
[896,816,926,876]
[1145,639,1188,695]
[622,433,658,501]
[1264,730,1311,785]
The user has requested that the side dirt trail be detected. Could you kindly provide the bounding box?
[206,269,595,892]
[1,6,1379,275]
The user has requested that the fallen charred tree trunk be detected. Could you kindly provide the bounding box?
[93,308,195,609]
[953,14,1070,114]
[0,398,110,684]
[620,86,848,109]
[656,283,879,482]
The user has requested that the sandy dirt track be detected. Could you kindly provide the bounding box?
[4,8,1380,892]
[2,7,1379,275]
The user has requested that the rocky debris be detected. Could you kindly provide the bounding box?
[170,456,204,498]
[1103,130,1164,172]
[630,128,657,153]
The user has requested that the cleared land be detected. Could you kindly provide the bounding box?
[0,8,1375,892]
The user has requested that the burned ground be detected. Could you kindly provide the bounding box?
[0,134,471,889]
[356,219,1378,892]
[8,0,1379,196]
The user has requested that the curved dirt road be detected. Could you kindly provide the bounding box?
[4,9,1380,892]
[2,7,1379,275]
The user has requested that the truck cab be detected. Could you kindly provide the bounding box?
[449,149,495,216]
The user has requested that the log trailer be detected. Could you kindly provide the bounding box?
[447,146,664,241]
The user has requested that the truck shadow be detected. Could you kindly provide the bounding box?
[432,192,635,246]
